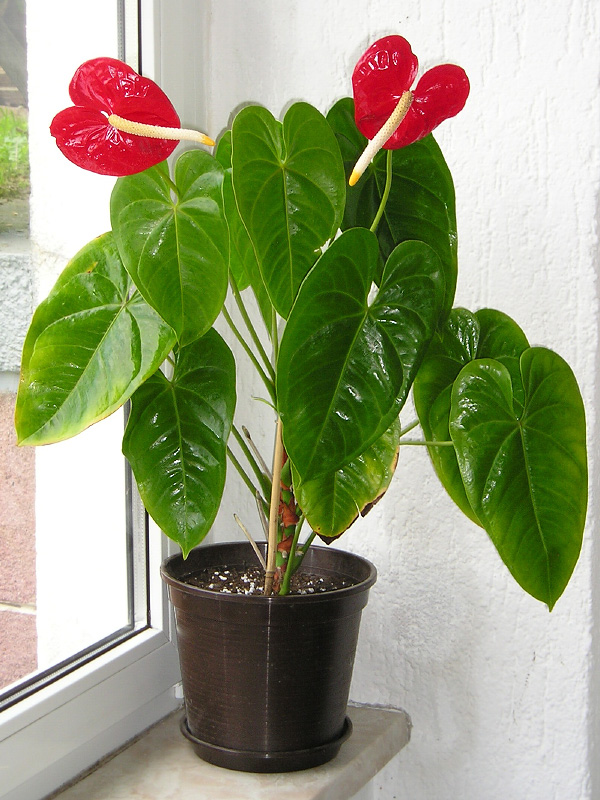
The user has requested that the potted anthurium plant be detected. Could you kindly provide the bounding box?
[15,36,587,772]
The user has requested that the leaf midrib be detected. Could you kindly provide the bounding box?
[302,302,371,476]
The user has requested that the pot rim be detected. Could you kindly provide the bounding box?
[160,541,377,605]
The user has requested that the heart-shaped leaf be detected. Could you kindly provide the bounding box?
[231,102,345,318]
[327,98,457,315]
[122,328,236,557]
[294,418,401,537]
[450,348,587,608]
[15,233,176,445]
[215,131,272,333]
[110,150,228,346]
[414,308,530,523]
[277,227,444,481]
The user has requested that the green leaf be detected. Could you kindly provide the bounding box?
[15,233,176,445]
[294,418,401,537]
[110,151,228,346]
[215,131,249,290]
[122,329,236,557]
[277,228,444,481]
[327,98,457,316]
[413,308,530,523]
[450,348,587,608]
[475,308,529,411]
[231,102,345,318]
[215,131,272,332]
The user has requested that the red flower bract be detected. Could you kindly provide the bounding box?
[50,57,180,176]
[353,36,470,149]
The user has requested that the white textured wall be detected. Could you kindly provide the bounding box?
[196,2,599,798]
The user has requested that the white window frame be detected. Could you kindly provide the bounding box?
[0,3,186,797]
[0,509,181,800]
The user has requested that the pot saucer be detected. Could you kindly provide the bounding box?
[180,714,353,773]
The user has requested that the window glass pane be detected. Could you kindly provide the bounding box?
[34,415,133,671]
[0,391,35,689]
[0,0,146,705]
[0,0,29,243]
[0,0,33,693]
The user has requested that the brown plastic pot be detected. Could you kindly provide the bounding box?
[161,541,376,772]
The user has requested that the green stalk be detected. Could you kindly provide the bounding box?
[399,418,420,437]
[227,445,262,499]
[231,425,271,497]
[401,440,455,447]
[222,305,276,404]
[271,306,280,367]
[229,276,275,382]
[300,529,317,552]
[284,528,317,580]
[278,515,305,596]
[162,172,180,199]
[370,149,393,234]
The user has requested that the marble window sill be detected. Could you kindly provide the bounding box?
[52,704,411,800]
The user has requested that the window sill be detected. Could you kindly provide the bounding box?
[51,704,411,800]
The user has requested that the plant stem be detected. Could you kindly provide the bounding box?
[370,149,393,234]
[264,417,284,596]
[278,515,304,596]
[255,490,269,538]
[227,445,262,498]
[156,170,179,199]
[234,514,267,570]
[231,425,271,496]
[243,426,273,481]
[300,530,317,552]
[401,439,455,447]
[282,528,317,580]
[271,307,280,367]
[230,276,275,382]
[399,418,420,437]
[222,305,276,404]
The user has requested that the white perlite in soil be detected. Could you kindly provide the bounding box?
[186,565,355,595]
